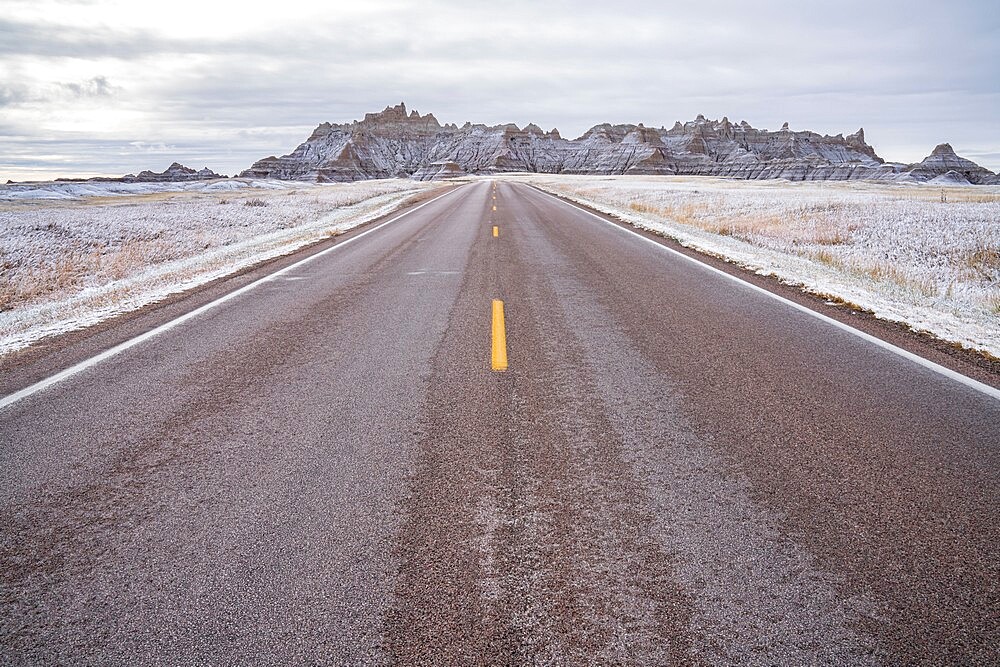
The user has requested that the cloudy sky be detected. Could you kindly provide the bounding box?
[2,0,998,180]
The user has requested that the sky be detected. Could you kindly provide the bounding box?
[2,0,999,181]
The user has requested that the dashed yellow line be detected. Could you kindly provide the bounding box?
[492,225,499,237]
[491,300,508,371]
[492,205,497,211]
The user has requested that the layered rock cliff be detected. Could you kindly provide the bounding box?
[904,144,997,185]
[241,103,997,184]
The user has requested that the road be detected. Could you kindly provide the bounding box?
[2,180,998,665]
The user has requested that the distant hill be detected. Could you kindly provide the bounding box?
[241,103,998,184]
[52,162,226,184]
[123,162,225,182]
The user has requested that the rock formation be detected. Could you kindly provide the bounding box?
[412,160,465,181]
[903,144,997,185]
[124,162,225,182]
[241,103,998,184]
[51,163,226,184]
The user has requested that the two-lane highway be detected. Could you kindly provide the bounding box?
[2,180,998,664]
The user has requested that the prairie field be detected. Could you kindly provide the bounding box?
[0,178,440,356]
[3,174,999,359]
[500,174,1000,357]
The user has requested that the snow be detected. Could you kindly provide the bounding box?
[929,171,970,185]
[0,178,441,356]
[4,173,997,360]
[494,174,1000,357]
[0,178,299,201]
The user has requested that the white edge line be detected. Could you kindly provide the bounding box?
[528,184,1000,402]
[0,185,466,412]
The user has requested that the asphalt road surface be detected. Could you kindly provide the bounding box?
[2,180,998,665]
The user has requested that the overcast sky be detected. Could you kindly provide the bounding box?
[2,0,998,180]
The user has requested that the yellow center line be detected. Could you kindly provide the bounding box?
[492,225,499,237]
[492,205,497,211]
[491,299,508,371]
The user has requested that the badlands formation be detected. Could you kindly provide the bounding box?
[49,162,226,184]
[243,103,999,185]
[123,162,225,182]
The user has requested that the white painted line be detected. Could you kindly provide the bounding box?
[530,186,1000,402]
[0,186,465,412]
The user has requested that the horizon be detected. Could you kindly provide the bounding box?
[3,102,989,183]
[3,0,999,181]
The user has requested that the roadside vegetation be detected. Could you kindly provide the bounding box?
[504,174,1000,357]
[0,179,440,356]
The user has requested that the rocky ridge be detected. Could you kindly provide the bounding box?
[124,162,225,182]
[50,162,227,184]
[242,103,998,184]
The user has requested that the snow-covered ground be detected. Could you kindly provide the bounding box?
[0,178,290,201]
[4,174,998,360]
[0,178,442,356]
[497,174,1000,358]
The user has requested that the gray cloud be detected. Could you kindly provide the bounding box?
[58,75,115,98]
[0,18,175,58]
[2,0,999,179]
[0,83,30,107]
[0,76,118,109]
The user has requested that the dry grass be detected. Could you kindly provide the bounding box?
[985,292,1000,315]
[640,203,855,250]
[503,173,1000,355]
[809,249,843,268]
[558,180,999,309]
[628,201,663,216]
[813,229,851,246]
[940,191,1000,204]
[0,179,441,355]
[854,262,937,296]
[0,251,89,310]
[964,247,1000,279]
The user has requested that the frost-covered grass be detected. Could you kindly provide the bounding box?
[0,178,442,356]
[499,174,1000,357]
